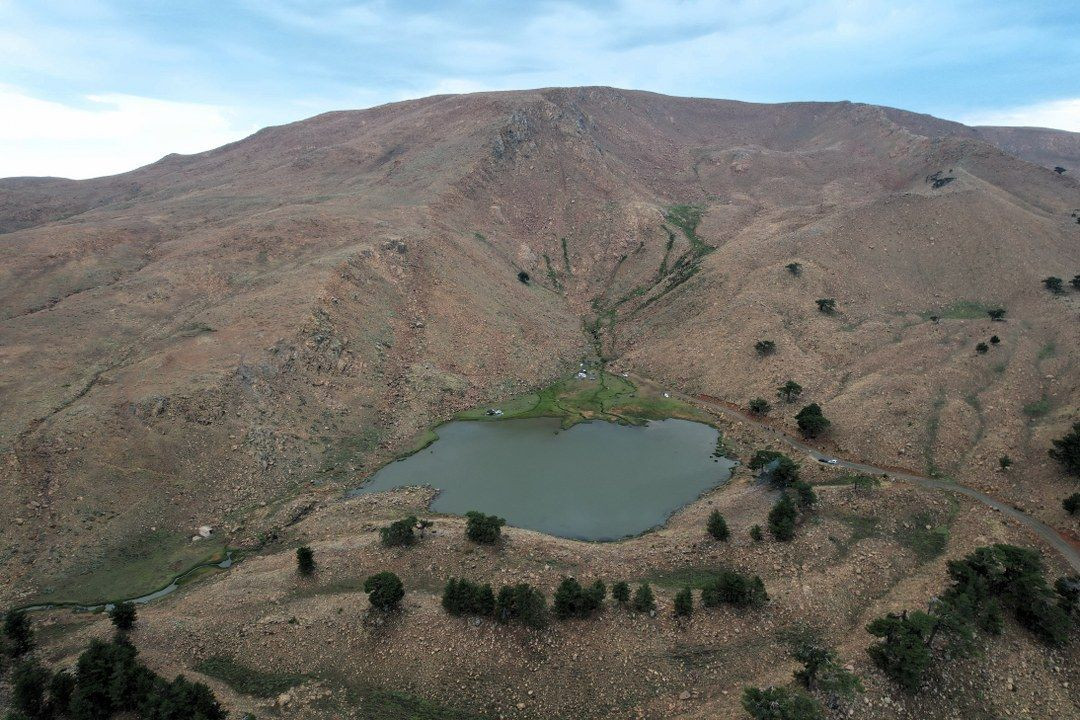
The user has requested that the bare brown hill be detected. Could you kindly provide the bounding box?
[0,87,1077,614]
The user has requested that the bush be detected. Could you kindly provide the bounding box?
[755,340,776,356]
[1072,274,1080,291]
[296,546,315,576]
[495,584,547,628]
[701,569,768,608]
[465,511,505,544]
[999,455,1012,470]
[785,262,802,276]
[1064,493,1080,516]
[777,380,803,403]
[768,494,798,541]
[795,404,830,439]
[866,611,936,692]
[673,587,693,617]
[792,641,862,700]
[109,602,137,632]
[749,451,800,489]
[632,584,656,613]
[612,581,630,605]
[748,397,771,415]
[987,308,1006,321]
[975,342,989,354]
[741,686,823,720]
[49,670,75,716]
[1043,276,1065,294]
[815,298,836,314]
[442,578,495,617]
[707,509,730,541]
[3,609,33,659]
[380,516,418,547]
[791,481,817,509]
[364,572,405,611]
[1049,422,1080,477]
[749,525,764,542]
[990,335,1000,345]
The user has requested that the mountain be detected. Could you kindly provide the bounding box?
[1,87,1078,717]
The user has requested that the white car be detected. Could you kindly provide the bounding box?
[818,457,839,465]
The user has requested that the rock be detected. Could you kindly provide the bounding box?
[679,691,691,700]
[516,702,526,710]
[276,692,291,706]
[198,525,213,538]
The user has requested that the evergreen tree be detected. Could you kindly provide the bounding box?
[49,670,75,716]
[553,577,585,620]
[785,262,802,276]
[611,581,630,605]
[1049,422,1080,477]
[987,308,1006,321]
[363,572,405,611]
[777,380,803,403]
[296,546,315,576]
[1043,276,1065,294]
[998,455,1012,470]
[795,404,830,439]
[707,509,730,541]
[768,494,798,541]
[109,602,137,632]
[975,342,989,354]
[3,610,33,659]
[791,481,817,509]
[465,511,505,544]
[866,611,936,692]
[755,340,776,356]
[1063,493,1080,516]
[673,587,693,617]
[11,658,50,719]
[632,584,656,613]
[749,525,764,542]
[379,516,418,547]
[741,686,823,720]
[748,397,772,415]
[701,570,768,608]
[815,298,836,314]
[495,584,547,628]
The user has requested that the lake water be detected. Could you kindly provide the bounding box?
[349,417,735,540]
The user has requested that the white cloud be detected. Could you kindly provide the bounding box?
[0,86,256,179]
[958,98,1080,132]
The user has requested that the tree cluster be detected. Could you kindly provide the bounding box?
[701,570,769,609]
[465,511,505,544]
[794,404,830,439]
[552,578,606,620]
[1049,422,1080,477]
[364,571,405,611]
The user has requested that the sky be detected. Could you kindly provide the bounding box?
[2,0,1079,179]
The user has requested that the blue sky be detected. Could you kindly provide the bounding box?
[2,0,1079,178]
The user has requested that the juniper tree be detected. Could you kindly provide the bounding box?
[364,572,405,611]
[1043,276,1065,294]
[975,342,989,354]
[1049,422,1080,477]
[1072,275,1080,291]
[777,380,803,403]
[748,397,771,415]
[673,587,693,617]
[296,546,315,576]
[999,455,1012,471]
[866,611,937,692]
[3,609,33,659]
[380,516,418,546]
[701,570,768,608]
[987,308,1006,321]
[795,404,830,439]
[1064,493,1080,516]
[465,511,505,544]
[768,494,798,541]
[707,509,730,541]
[612,581,630,605]
[109,602,137,632]
[755,340,776,356]
[749,524,764,542]
[785,262,802,276]
[632,584,656,613]
[495,584,547,628]
[11,658,51,719]
[741,686,823,720]
[815,298,836,314]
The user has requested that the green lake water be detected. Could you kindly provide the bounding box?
[349,417,735,540]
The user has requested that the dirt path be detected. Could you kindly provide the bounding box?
[659,384,1080,573]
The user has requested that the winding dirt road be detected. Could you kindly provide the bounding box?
[675,388,1080,573]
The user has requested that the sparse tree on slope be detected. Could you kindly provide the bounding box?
[777,380,803,403]
[1049,422,1080,477]
[707,509,730,541]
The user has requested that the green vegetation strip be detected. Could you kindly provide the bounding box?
[195,655,305,698]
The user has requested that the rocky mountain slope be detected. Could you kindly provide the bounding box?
[0,87,1077,613]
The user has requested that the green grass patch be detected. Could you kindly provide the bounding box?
[319,427,382,478]
[920,301,990,321]
[195,656,304,698]
[360,690,492,720]
[32,530,227,605]
[1023,396,1051,418]
[896,512,949,562]
[814,473,880,490]
[1037,342,1056,360]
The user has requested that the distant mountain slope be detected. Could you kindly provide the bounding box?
[975,125,1080,173]
[0,87,1077,604]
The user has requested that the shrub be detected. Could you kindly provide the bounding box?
[795,404,830,439]
[673,587,693,617]
[777,380,803,402]
[1043,276,1065,294]
[999,455,1012,471]
[1064,493,1080,516]
[791,481,817,509]
[866,611,936,692]
[1072,275,1080,291]
[465,511,505,544]
[612,581,630,605]
[364,572,405,611]
[1057,576,1079,617]
[975,342,989,354]
[749,451,800,488]
[707,509,730,541]
[3,609,33,659]
[632,584,656,613]
[785,262,802,276]
[554,577,606,619]
[815,298,836,314]
[442,578,495,617]
[380,516,418,547]
[989,335,1000,345]
[792,641,862,700]
[517,270,530,284]
[109,602,137,632]
[755,340,776,356]
[768,495,798,541]
[1049,422,1080,477]
[702,570,768,608]
[49,670,75,716]
[748,397,771,415]
[495,584,547,628]
[987,308,1006,321]
[296,546,315,576]
[749,525,764,542]
[741,686,823,720]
